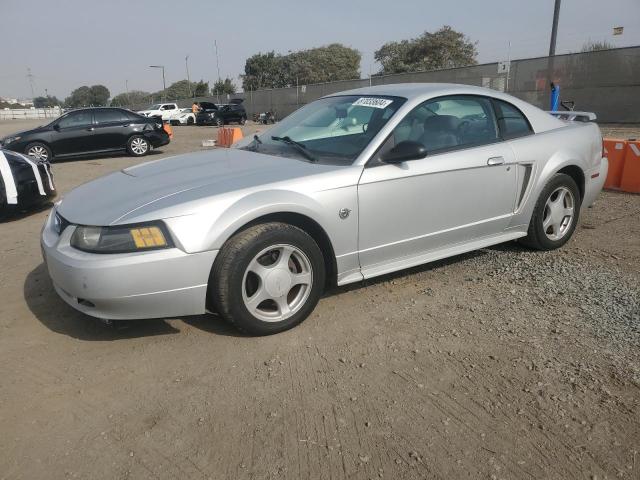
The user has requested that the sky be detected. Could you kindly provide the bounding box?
[1,0,639,100]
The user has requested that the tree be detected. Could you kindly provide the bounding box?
[241,44,361,90]
[110,90,151,107]
[64,86,91,107]
[374,26,477,74]
[581,40,615,52]
[88,85,110,106]
[64,84,110,107]
[212,77,236,95]
[193,80,209,97]
[242,51,289,90]
[33,95,61,108]
[165,79,206,99]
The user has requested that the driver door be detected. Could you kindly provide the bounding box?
[357,95,518,275]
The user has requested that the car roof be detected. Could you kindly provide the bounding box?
[331,82,563,133]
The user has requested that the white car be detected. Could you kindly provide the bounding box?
[137,103,178,121]
[169,108,195,126]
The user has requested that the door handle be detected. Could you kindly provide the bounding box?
[487,156,505,166]
[86,127,95,131]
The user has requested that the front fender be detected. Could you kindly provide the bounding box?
[165,189,332,253]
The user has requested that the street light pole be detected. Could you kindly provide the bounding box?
[185,55,192,97]
[149,65,166,101]
[214,40,221,103]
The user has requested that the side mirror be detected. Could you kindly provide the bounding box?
[381,140,427,164]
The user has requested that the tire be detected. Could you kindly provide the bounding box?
[521,173,581,250]
[187,117,194,125]
[239,116,247,125]
[210,222,326,335]
[24,142,52,162]
[126,135,150,157]
[215,117,224,127]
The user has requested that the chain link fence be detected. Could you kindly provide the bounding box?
[198,46,639,124]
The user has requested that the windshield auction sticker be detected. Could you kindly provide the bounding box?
[352,97,393,109]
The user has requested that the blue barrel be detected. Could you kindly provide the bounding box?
[550,83,560,110]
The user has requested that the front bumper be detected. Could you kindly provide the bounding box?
[41,210,218,320]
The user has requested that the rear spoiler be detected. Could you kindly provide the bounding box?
[548,111,597,122]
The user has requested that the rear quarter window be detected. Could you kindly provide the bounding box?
[494,100,533,139]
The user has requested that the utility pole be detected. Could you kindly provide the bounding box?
[149,65,166,101]
[549,0,561,56]
[185,55,192,97]
[125,79,129,105]
[26,67,35,99]
[214,40,221,103]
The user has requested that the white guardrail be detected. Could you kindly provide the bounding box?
[0,108,62,121]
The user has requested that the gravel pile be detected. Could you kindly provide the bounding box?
[473,247,640,347]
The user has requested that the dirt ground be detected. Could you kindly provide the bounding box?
[0,119,638,480]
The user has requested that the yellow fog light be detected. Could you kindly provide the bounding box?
[130,227,167,248]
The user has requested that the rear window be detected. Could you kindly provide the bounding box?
[494,100,532,139]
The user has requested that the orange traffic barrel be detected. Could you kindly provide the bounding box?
[216,127,229,147]
[620,140,640,194]
[603,138,627,189]
[163,122,173,139]
[229,127,244,145]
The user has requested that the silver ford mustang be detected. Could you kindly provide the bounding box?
[41,84,608,335]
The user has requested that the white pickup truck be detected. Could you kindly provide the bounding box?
[137,103,179,121]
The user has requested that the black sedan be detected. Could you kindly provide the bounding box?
[0,108,170,162]
[0,148,56,219]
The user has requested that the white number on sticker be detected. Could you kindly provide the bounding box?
[352,97,393,109]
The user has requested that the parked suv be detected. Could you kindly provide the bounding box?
[196,100,247,126]
[0,108,170,161]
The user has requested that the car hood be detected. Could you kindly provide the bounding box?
[1,125,49,140]
[57,149,343,226]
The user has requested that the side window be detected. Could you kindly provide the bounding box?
[494,100,532,139]
[391,96,499,153]
[94,109,127,124]
[57,110,93,129]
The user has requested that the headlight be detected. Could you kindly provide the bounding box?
[70,221,173,253]
[3,135,21,144]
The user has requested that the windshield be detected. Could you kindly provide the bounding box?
[242,95,405,165]
[147,104,161,110]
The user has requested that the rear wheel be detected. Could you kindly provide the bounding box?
[215,117,224,127]
[239,116,247,125]
[521,173,581,250]
[127,135,150,157]
[25,142,52,162]
[210,222,325,335]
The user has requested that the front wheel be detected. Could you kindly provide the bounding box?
[25,142,52,162]
[521,173,581,250]
[215,117,224,127]
[239,116,247,125]
[210,222,325,335]
[127,135,150,157]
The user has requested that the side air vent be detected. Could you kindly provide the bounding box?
[516,164,533,210]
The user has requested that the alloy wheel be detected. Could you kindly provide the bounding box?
[241,244,313,322]
[130,137,148,155]
[27,145,48,161]
[542,186,575,241]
